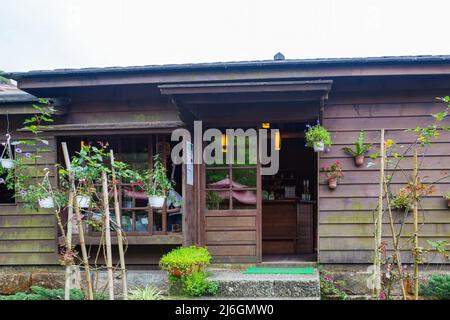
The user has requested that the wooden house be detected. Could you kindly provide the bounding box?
[1,55,450,266]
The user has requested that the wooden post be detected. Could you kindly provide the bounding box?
[62,142,93,300]
[110,150,128,300]
[101,171,115,300]
[62,142,74,300]
[413,148,419,300]
[374,129,385,297]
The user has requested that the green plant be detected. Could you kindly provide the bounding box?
[181,272,218,297]
[0,286,105,300]
[320,161,344,180]
[128,285,164,300]
[160,246,212,276]
[420,274,450,300]
[443,192,450,200]
[206,191,223,209]
[305,124,332,148]
[342,130,373,156]
[319,271,348,300]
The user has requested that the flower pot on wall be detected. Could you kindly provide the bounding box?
[0,158,14,169]
[354,155,365,167]
[328,177,338,190]
[76,195,91,208]
[148,196,165,208]
[313,141,325,152]
[38,196,54,209]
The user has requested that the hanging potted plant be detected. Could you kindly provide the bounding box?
[305,123,332,152]
[342,130,373,167]
[321,161,344,190]
[443,192,450,208]
[146,155,173,208]
[0,134,15,169]
[392,187,412,212]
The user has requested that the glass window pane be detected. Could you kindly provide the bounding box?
[232,190,257,209]
[232,169,256,189]
[121,212,133,232]
[135,211,149,232]
[206,190,229,210]
[206,169,229,186]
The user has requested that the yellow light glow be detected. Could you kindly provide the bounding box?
[221,133,228,152]
[262,122,270,129]
[275,131,281,151]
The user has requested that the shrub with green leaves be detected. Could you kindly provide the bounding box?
[0,286,105,300]
[160,246,212,275]
[181,272,219,297]
[420,274,450,300]
[305,124,332,148]
[319,271,348,300]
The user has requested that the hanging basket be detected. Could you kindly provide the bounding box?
[38,196,55,209]
[148,196,166,208]
[328,177,338,190]
[354,155,365,167]
[0,158,14,169]
[1,134,14,170]
[76,195,91,208]
[313,141,325,152]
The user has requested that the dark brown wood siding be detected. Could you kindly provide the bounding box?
[319,91,450,264]
[0,135,59,265]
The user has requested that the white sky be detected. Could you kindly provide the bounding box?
[1,0,450,72]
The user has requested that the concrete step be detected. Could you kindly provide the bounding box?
[208,269,320,298]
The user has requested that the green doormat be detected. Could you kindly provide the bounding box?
[242,267,315,274]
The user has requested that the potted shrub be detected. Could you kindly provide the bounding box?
[444,192,450,208]
[342,130,373,167]
[139,155,173,208]
[159,246,212,278]
[305,123,332,152]
[392,187,412,212]
[320,161,344,189]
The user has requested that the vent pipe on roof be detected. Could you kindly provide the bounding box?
[274,52,285,60]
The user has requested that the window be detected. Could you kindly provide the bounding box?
[205,136,257,210]
[60,134,182,235]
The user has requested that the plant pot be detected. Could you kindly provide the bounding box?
[148,195,166,208]
[38,196,54,209]
[354,155,365,167]
[313,141,325,152]
[0,158,14,169]
[122,199,133,208]
[447,199,450,208]
[170,267,183,278]
[328,177,338,190]
[76,195,91,208]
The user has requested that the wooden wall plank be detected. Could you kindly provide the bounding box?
[0,227,56,240]
[0,240,56,253]
[0,252,58,265]
[319,223,450,237]
[0,215,55,227]
[205,231,256,243]
[320,210,450,224]
[320,197,448,211]
[319,237,448,251]
[319,250,447,264]
[207,245,256,256]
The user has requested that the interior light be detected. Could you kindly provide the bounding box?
[221,133,228,152]
[262,122,270,129]
[275,130,281,151]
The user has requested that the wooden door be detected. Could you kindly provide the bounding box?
[201,143,261,263]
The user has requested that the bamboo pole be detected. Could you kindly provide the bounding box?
[374,129,385,297]
[101,171,115,300]
[383,178,407,300]
[413,148,419,300]
[110,150,128,300]
[61,142,74,300]
[60,146,94,300]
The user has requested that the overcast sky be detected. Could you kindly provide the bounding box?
[2,0,450,72]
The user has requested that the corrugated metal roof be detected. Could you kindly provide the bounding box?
[0,84,38,104]
[8,55,450,79]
